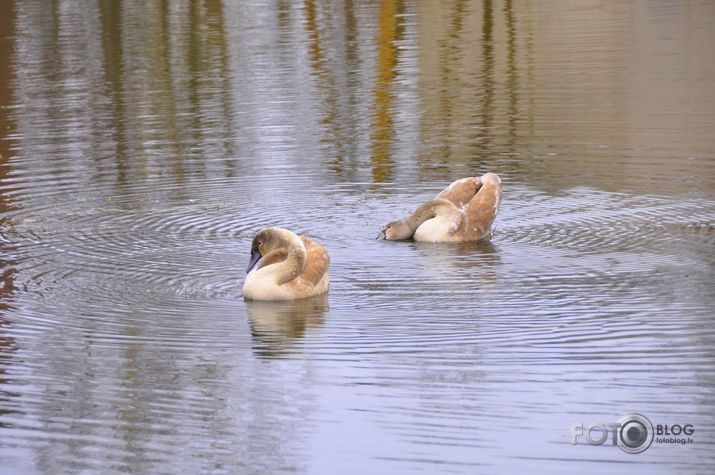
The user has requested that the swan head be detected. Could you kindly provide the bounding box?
[377,220,413,241]
[247,227,286,273]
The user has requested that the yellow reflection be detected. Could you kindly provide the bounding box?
[302,0,357,175]
[96,0,232,202]
[304,0,323,70]
[371,0,404,184]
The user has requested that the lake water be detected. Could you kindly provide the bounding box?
[0,0,714,473]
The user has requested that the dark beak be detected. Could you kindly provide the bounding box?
[377,229,386,240]
[246,249,262,273]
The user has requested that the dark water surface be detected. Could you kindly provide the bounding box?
[1,1,714,473]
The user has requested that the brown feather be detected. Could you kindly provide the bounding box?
[256,248,288,270]
[381,173,503,242]
[459,174,502,241]
[436,177,481,208]
[297,236,330,287]
[243,227,330,300]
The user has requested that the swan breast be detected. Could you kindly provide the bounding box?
[414,215,461,242]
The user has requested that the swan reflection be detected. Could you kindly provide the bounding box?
[245,294,329,358]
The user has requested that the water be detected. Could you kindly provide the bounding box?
[0,0,714,473]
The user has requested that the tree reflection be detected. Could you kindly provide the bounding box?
[371,0,404,184]
[0,0,19,432]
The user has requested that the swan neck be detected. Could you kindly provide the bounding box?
[405,199,457,232]
[404,203,437,232]
[274,234,306,285]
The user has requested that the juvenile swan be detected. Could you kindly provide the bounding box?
[378,173,503,243]
[243,227,330,301]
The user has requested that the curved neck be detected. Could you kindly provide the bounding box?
[404,199,460,233]
[265,231,307,285]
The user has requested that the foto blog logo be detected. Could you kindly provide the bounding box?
[571,413,695,454]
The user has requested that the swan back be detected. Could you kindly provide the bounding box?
[436,176,481,207]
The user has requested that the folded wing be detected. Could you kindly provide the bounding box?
[460,173,502,241]
[299,236,330,287]
[436,177,481,208]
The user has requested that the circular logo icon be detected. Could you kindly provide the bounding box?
[617,413,654,454]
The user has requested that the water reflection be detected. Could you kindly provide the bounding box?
[0,264,17,434]
[246,294,328,358]
[1,0,714,473]
[0,0,19,435]
[371,0,404,184]
[413,240,500,282]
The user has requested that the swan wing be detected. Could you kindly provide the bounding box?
[299,236,330,287]
[436,177,481,208]
[461,173,502,241]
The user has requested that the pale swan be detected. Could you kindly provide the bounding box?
[243,227,330,301]
[378,172,503,242]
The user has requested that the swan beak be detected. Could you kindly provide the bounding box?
[377,229,386,240]
[246,249,262,273]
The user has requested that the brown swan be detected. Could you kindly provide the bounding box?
[243,227,330,301]
[378,173,503,242]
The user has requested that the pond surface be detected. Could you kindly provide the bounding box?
[1,0,714,473]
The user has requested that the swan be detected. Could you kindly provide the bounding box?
[243,227,330,301]
[378,173,502,242]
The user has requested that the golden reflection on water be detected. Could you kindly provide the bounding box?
[370,0,404,184]
[94,0,236,201]
[4,0,712,193]
[303,0,344,172]
[411,0,714,192]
